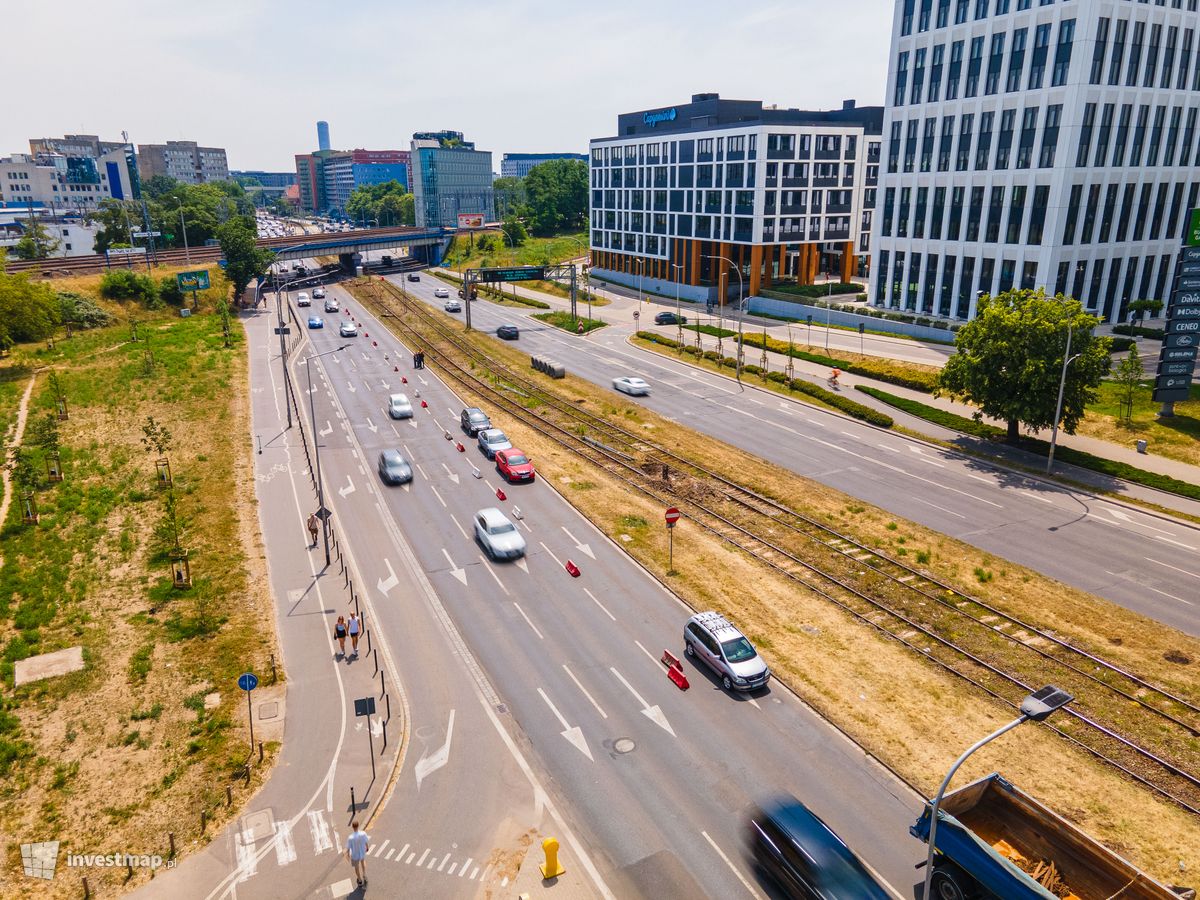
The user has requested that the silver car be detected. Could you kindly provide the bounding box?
[684,611,770,692]
[474,507,526,560]
[387,393,413,419]
[477,428,512,459]
[377,449,412,485]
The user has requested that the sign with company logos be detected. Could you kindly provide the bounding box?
[1163,347,1197,363]
[456,213,484,229]
[1154,208,1200,403]
[1166,332,1198,348]
[1187,208,1200,246]
[643,108,678,128]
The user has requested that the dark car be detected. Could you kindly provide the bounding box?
[748,797,891,900]
[407,272,420,282]
[654,311,686,325]
[377,449,413,485]
[496,324,520,340]
[460,407,492,436]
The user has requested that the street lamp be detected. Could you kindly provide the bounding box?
[671,263,685,346]
[635,257,646,309]
[704,254,745,387]
[920,686,1072,900]
[177,198,191,265]
[304,344,350,567]
[1046,313,1082,475]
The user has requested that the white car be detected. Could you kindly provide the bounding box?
[444,299,462,313]
[324,298,340,313]
[613,376,651,396]
[387,393,413,419]
[339,321,358,338]
[296,292,311,307]
[313,287,326,299]
[474,507,526,561]
[434,287,450,299]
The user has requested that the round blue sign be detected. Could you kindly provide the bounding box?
[238,672,258,692]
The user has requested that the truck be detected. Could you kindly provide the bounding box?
[912,773,1193,900]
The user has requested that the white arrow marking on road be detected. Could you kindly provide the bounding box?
[410,418,419,429]
[371,716,384,737]
[414,709,455,788]
[381,379,391,390]
[609,667,675,736]
[514,557,529,574]
[366,417,378,433]
[377,558,399,595]
[441,548,467,585]
[441,462,460,484]
[417,374,428,385]
[337,475,356,498]
[274,820,296,866]
[538,688,594,761]
[561,527,595,560]
[346,380,356,393]
[307,811,333,854]
[320,420,333,437]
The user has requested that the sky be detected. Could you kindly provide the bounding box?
[8,0,893,172]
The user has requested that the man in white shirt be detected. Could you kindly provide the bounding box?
[345,819,370,886]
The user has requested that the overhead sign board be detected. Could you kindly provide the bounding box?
[478,266,546,283]
[456,213,484,229]
[1154,212,1200,403]
[176,270,210,292]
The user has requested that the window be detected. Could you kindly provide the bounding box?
[938,115,955,170]
[914,187,929,237]
[1080,184,1100,243]
[1006,184,1027,243]
[1016,106,1038,168]
[1177,28,1193,90]
[1062,183,1083,244]
[921,117,937,171]
[888,121,902,173]
[940,257,957,316]
[1144,23,1161,88]
[1090,17,1110,83]
[1148,182,1169,240]
[947,40,965,99]
[985,33,1006,94]
[1029,24,1051,88]
[898,187,911,237]
[929,44,946,100]
[1076,103,1097,167]
[895,51,910,105]
[966,185,985,240]
[937,0,951,27]
[931,186,947,239]
[1027,184,1050,243]
[955,0,968,24]
[976,111,994,169]
[1007,28,1028,91]
[902,0,915,34]
[1181,108,1198,166]
[1093,103,1115,166]
[1127,21,1145,86]
[1051,18,1075,86]
[919,0,932,30]
[1098,184,1119,242]
[957,113,974,170]
[913,47,928,103]
[1112,104,1133,165]
[966,36,985,96]
[1130,104,1150,166]
[1109,19,1129,85]
[948,185,966,239]
[985,185,1005,242]
[1040,104,1062,167]
[904,119,919,172]
[1146,105,1166,166]
[974,0,988,18]
[1162,25,1178,88]
[996,108,1017,169]
[882,188,896,236]
[1133,183,1152,241]
[957,256,976,318]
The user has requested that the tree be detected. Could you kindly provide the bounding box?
[492,176,525,220]
[1114,346,1144,423]
[13,221,61,260]
[522,159,588,235]
[1127,298,1164,324]
[500,216,528,247]
[0,270,61,346]
[344,180,414,226]
[217,218,273,302]
[938,289,1112,443]
[141,415,173,457]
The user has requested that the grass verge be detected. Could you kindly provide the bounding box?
[1076,380,1200,468]
[532,312,606,334]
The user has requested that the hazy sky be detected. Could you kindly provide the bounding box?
[10,0,893,171]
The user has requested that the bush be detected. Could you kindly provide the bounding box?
[737,332,940,392]
[158,276,185,307]
[99,270,159,307]
[57,292,113,329]
[1109,337,1136,353]
[788,379,894,426]
[1112,324,1164,340]
[771,281,864,299]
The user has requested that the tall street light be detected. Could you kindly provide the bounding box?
[920,686,1073,900]
[177,198,191,265]
[1046,310,1082,475]
[635,257,646,310]
[562,235,592,325]
[304,343,350,567]
[704,254,745,388]
[671,263,685,346]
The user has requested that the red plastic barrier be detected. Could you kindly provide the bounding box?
[565,559,581,577]
[661,649,689,690]
[455,442,465,452]
[401,377,407,384]
[421,400,428,408]
[496,488,507,501]
[372,341,377,347]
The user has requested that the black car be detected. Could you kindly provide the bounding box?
[655,311,686,325]
[747,797,891,900]
[407,272,420,282]
[496,324,520,340]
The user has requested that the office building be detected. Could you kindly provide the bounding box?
[500,152,588,179]
[410,131,494,227]
[137,140,229,184]
[872,0,1200,323]
[29,134,126,158]
[232,170,297,189]
[0,147,139,212]
[317,120,331,153]
[322,149,411,214]
[588,93,882,303]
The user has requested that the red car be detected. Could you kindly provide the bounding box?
[495,449,534,483]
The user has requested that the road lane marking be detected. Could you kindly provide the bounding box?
[582,587,616,621]
[441,462,461,484]
[609,666,675,736]
[415,463,428,479]
[337,474,356,498]
[538,687,594,760]
[449,513,469,540]
[1146,557,1200,580]
[1152,534,1197,551]
[701,830,764,899]
[1106,571,1193,605]
[375,839,390,858]
[377,557,399,595]
[397,843,410,863]
[562,663,609,719]
[385,848,396,860]
[876,442,901,452]
[307,811,333,854]
[459,856,473,876]
[320,420,333,437]
[561,526,595,559]
[514,602,544,638]
[441,549,467,585]
[634,640,660,668]
[416,849,430,866]
[430,485,447,508]
[414,709,455,788]
[539,541,564,567]
[912,496,967,519]
[481,555,510,595]
[439,853,451,872]
[346,380,356,393]
[365,416,378,433]
[274,820,296,866]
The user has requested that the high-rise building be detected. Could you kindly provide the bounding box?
[588,93,882,303]
[137,141,229,184]
[872,0,1200,323]
[317,120,331,152]
[500,152,588,179]
[322,149,411,215]
[410,131,493,228]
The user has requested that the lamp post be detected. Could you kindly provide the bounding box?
[275,272,292,429]
[921,686,1072,900]
[1046,316,1082,475]
[635,257,646,310]
[563,236,592,325]
[704,254,745,387]
[177,199,191,265]
[671,263,685,346]
[304,344,350,567]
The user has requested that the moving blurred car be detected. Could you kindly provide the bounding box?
[307,316,324,329]
[684,611,770,692]
[496,324,520,340]
[313,287,327,299]
[387,393,413,419]
[339,321,358,338]
[407,273,421,282]
[377,450,413,485]
[474,507,526,560]
[477,429,512,459]
[495,448,534,483]
[324,298,340,313]
[460,407,491,435]
[613,376,651,396]
[655,311,686,325]
[747,796,891,900]
[296,292,311,307]
[444,299,462,313]
[434,287,450,299]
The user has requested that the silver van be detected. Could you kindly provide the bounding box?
[684,612,770,692]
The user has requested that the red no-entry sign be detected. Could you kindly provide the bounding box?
[665,507,681,527]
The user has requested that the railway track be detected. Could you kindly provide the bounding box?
[355,277,1200,815]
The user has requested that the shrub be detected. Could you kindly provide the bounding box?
[1109,337,1136,353]
[99,270,159,307]
[158,276,185,306]
[57,292,113,329]
[788,378,894,426]
[766,370,788,383]
[702,350,721,361]
[742,364,764,375]
[736,332,940,392]
[1112,324,1164,340]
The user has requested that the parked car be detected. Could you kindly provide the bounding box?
[684,611,770,692]
[296,292,311,307]
[377,450,413,485]
[477,429,512,459]
[407,272,421,282]
[474,507,526,560]
[381,254,393,267]
[444,299,462,313]
[434,287,450,299]
[313,287,327,299]
[613,376,651,396]
[654,311,685,325]
[307,316,324,329]
[495,448,535,483]
[339,321,358,338]
[747,796,891,900]
[324,298,340,313]
[496,324,520,340]
[387,393,413,419]
[460,407,491,435]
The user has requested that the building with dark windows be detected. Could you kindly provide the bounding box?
[410,131,493,228]
[588,94,882,304]
[322,150,411,215]
[137,141,229,184]
[873,0,1200,323]
[500,152,587,179]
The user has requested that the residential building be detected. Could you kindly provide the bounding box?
[137,140,229,184]
[588,93,882,303]
[294,151,334,212]
[322,149,411,214]
[872,0,1200,324]
[0,147,139,213]
[410,131,494,228]
[500,152,588,179]
[0,211,99,257]
[29,134,126,158]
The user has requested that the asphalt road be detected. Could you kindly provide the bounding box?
[397,274,1200,638]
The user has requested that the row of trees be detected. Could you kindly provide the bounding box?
[0,255,112,350]
[345,181,415,226]
[89,177,256,254]
[493,159,587,236]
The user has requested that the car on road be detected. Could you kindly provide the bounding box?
[495,449,534,483]
[443,299,462,313]
[307,316,324,329]
[407,272,421,282]
[655,311,686,325]
[477,428,512,459]
[387,393,413,419]
[381,254,393,267]
[296,292,311,307]
[313,286,326,299]
[434,287,450,298]
[339,321,358,338]
[496,324,520,340]
[377,449,413,485]
[474,507,526,560]
[747,796,891,900]
[460,407,492,435]
[684,611,770,692]
[613,376,651,396]
[324,298,340,313]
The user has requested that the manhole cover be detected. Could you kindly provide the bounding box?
[258,701,279,721]
[614,738,636,754]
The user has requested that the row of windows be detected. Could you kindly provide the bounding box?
[1075,101,1200,168]
[894,19,1075,106]
[1088,17,1200,89]
[1061,177,1198,245]
[874,247,1177,323]
[590,134,880,167]
[901,0,1196,38]
[592,186,863,216]
[591,212,858,247]
[5,171,31,180]
[591,160,875,191]
[887,106,1062,174]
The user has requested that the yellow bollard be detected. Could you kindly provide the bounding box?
[539,836,566,879]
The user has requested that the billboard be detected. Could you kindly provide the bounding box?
[1153,229,1200,403]
[176,270,211,292]
[457,213,484,229]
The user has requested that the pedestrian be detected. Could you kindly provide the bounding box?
[306,512,319,547]
[345,820,369,887]
[347,612,361,657]
[576,321,585,335]
[333,616,347,658]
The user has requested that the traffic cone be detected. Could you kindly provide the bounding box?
[565,560,581,577]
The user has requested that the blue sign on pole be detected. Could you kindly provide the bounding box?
[238,672,258,692]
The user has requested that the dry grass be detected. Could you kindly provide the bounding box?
[350,279,1200,883]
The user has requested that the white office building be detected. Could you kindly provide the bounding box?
[872,0,1200,323]
[0,147,138,214]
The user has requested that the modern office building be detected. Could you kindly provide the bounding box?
[321,149,411,214]
[0,147,139,212]
[294,151,335,212]
[317,120,332,153]
[232,170,297,189]
[500,152,588,179]
[137,140,229,184]
[410,131,494,227]
[588,93,883,303]
[872,0,1200,323]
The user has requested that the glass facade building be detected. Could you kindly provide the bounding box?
[410,131,493,228]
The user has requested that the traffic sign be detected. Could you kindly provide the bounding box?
[315,506,332,521]
[106,247,146,256]
[665,506,681,526]
[273,326,291,335]
[354,697,376,717]
[477,266,546,283]
[132,230,162,238]
[238,672,258,692]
